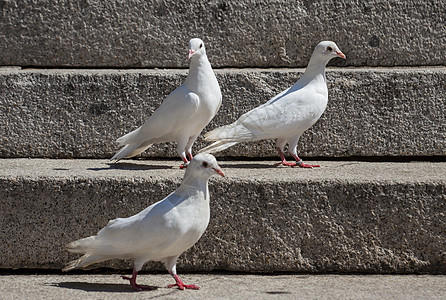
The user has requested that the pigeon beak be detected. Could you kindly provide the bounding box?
[213,167,225,177]
[188,49,195,59]
[336,51,346,59]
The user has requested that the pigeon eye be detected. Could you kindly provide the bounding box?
[202,161,209,168]
[327,46,333,52]
[199,43,203,49]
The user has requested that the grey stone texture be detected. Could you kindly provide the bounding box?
[1,159,445,273]
[1,67,445,159]
[0,1,445,68]
[2,274,446,299]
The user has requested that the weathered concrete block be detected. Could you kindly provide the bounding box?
[0,68,445,158]
[0,159,445,273]
[0,1,444,67]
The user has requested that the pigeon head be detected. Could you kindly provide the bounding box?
[188,38,206,59]
[186,153,224,178]
[313,41,346,61]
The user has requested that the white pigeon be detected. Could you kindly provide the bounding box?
[111,38,222,168]
[63,153,224,291]
[200,41,345,168]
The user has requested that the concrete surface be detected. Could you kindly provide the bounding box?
[1,67,445,158]
[1,274,446,299]
[0,1,444,68]
[0,159,445,273]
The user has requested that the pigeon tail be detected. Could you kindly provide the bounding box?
[66,236,102,254]
[63,254,107,272]
[200,141,238,154]
[110,144,139,161]
[111,127,151,160]
[116,128,140,146]
[63,236,109,271]
[110,142,153,161]
[204,125,227,141]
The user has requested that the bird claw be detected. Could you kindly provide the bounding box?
[122,275,156,291]
[179,161,190,169]
[168,273,200,290]
[275,161,298,167]
[298,163,320,168]
[275,160,320,168]
[167,283,200,290]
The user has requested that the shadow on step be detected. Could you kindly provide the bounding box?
[51,281,162,293]
[218,162,277,169]
[87,162,174,171]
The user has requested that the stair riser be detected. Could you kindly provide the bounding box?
[1,68,445,158]
[0,1,444,67]
[1,176,444,273]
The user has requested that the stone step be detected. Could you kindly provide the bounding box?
[1,67,445,159]
[2,274,446,299]
[0,1,444,68]
[1,158,445,273]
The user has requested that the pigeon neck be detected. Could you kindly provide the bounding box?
[299,56,329,86]
[185,54,212,87]
[180,173,209,190]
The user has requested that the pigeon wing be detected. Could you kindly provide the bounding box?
[71,192,188,257]
[117,85,200,146]
[208,89,324,142]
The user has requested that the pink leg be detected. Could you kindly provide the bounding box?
[167,273,199,290]
[179,155,190,169]
[291,154,320,168]
[274,147,298,167]
[122,268,155,291]
[187,152,193,162]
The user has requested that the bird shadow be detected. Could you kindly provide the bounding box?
[51,281,163,294]
[87,162,174,172]
[51,281,136,293]
[218,162,278,169]
[265,291,293,295]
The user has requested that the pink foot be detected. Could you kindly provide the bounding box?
[275,160,298,167]
[122,270,156,291]
[298,162,320,168]
[167,282,200,290]
[275,160,320,168]
[179,161,190,169]
[179,156,190,169]
[291,154,320,168]
[167,274,200,290]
